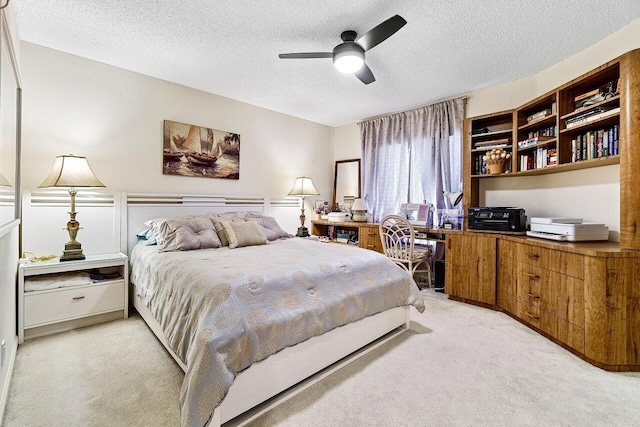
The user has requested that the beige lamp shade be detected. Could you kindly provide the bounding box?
[0,170,11,187]
[39,154,105,188]
[351,198,367,211]
[287,176,320,197]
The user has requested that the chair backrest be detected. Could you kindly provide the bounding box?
[379,215,417,262]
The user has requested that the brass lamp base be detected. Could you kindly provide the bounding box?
[296,226,310,237]
[61,241,85,261]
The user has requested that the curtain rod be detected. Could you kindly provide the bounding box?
[356,94,468,125]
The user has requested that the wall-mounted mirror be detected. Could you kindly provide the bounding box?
[333,159,361,208]
[0,14,20,227]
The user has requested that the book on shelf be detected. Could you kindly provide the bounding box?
[517,135,554,148]
[472,144,509,151]
[519,147,557,171]
[574,88,599,102]
[473,138,510,146]
[570,124,619,162]
[526,108,552,122]
[565,107,619,128]
[574,79,620,109]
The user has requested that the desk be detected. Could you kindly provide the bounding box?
[311,219,463,252]
[414,226,463,242]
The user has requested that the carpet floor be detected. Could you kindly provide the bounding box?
[3,289,640,426]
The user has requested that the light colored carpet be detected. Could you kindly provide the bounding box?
[3,290,640,426]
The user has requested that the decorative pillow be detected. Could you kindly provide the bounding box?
[211,216,245,246]
[221,211,264,220]
[220,220,267,249]
[158,217,222,252]
[250,216,292,241]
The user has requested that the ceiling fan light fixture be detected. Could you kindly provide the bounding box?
[333,43,365,74]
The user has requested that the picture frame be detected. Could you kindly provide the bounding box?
[163,120,240,179]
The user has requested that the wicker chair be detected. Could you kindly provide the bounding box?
[379,215,432,287]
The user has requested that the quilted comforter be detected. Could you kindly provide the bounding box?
[130,238,424,426]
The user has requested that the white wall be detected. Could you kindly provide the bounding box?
[20,43,334,230]
[333,19,640,235]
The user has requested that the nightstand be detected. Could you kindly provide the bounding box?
[18,252,128,344]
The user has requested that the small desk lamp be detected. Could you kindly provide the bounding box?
[39,154,105,261]
[288,176,320,237]
[443,190,463,207]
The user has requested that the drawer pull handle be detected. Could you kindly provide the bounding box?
[525,312,539,320]
[527,292,540,299]
[526,273,540,280]
[368,232,375,236]
[72,296,85,300]
[527,253,539,259]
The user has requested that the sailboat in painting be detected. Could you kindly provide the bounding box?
[182,126,220,166]
[163,138,185,162]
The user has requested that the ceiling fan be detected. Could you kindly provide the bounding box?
[278,15,407,85]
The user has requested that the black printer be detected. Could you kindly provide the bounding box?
[468,207,527,232]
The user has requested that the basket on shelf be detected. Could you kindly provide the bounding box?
[483,148,511,175]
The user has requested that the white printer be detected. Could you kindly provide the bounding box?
[526,217,609,242]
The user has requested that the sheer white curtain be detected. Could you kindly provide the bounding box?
[360,98,464,222]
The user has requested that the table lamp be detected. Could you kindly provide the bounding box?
[288,176,320,237]
[39,154,105,261]
[351,198,368,222]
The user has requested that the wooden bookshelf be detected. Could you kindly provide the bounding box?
[463,48,640,249]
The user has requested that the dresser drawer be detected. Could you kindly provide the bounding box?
[517,263,584,327]
[359,225,382,253]
[516,243,584,279]
[24,281,125,328]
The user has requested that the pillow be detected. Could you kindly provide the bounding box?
[220,220,267,249]
[136,228,158,246]
[250,216,292,241]
[211,216,245,246]
[221,211,264,220]
[158,217,222,252]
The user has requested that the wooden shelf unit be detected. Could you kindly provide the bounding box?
[465,49,640,249]
[453,49,640,371]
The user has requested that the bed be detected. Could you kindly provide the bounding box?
[126,195,425,426]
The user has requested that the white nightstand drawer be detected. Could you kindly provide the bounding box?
[24,281,125,328]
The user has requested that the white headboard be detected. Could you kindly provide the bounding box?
[125,193,300,256]
[22,191,301,258]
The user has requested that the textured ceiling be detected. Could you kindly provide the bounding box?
[13,1,640,127]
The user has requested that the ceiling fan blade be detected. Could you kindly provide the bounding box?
[356,15,407,51]
[278,52,333,59]
[355,64,375,85]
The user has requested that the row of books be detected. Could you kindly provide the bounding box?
[570,126,619,162]
[519,148,557,172]
[331,227,358,244]
[525,125,557,139]
[565,107,619,129]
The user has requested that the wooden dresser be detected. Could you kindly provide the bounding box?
[446,232,640,371]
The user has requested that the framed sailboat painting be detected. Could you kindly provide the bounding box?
[162,120,240,179]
